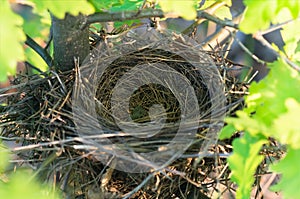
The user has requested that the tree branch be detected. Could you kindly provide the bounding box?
[253,33,300,72]
[197,11,238,28]
[182,1,227,35]
[51,13,89,72]
[82,9,238,29]
[25,34,54,68]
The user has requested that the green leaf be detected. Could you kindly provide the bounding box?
[244,59,300,130]
[276,0,300,19]
[273,5,294,24]
[214,5,232,20]
[273,98,300,149]
[0,171,61,199]
[240,0,300,34]
[0,143,61,199]
[199,0,232,20]
[114,19,141,29]
[110,0,143,12]
[158,0,197,20]
[271,147,300,199]
[225,58,300,140]
[280,19,300,58]
[0,0,25,82]
[0,143,10,173]
[88,0,123,12]
[31,0,95,19]
[228,133,267,199]
[219,124,236,139]
[226,111,268,136]
[25,47,48,73]
[199,0,232,9]
[224,58,300,199]
[240,0,277,33]
[13,4,50,39]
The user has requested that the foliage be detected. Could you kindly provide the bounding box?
[0,0,201,82]
[88,0,132,12]
[0,143,61,199]
[270,147,300,199]
[227,133,267,199]
[31,0,95,19]
[1,0,300,198]
[0,0,25,82]
[240,0,300,33]
[199,0,232,20]
[158,0,198,20]
[220,1,300,198]
[220,51,300,199]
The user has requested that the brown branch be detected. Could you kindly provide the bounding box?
[51,13,89,72]
[81,8,238,29]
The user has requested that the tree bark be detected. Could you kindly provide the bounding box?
[51,14,89,72]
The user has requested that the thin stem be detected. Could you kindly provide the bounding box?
[182,1,227,35]
[258,17,298,35]
[234,35,265,64]
[253,33,300,72]
[25,34,54,68]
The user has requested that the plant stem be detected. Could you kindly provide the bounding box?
[25,34,54,68]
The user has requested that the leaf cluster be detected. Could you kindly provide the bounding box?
[220,1,300,198]
[0,143,61,199]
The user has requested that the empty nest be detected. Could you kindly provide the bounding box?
[0,27,253,198]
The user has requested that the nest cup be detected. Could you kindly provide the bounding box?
[73,26,226,173]
[0,25,252,198]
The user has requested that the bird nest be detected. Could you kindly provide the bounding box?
[0,27,251,198]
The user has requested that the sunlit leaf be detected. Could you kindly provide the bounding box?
[273,99,300,149]
[228,133,267,199]
[0,0,25,82]
[280,19,300,58]
[0,144,10,174]
[0,146,61,198]
[158,0,197,20]
[240,0,277,33]
[13,4,50,39]
[0,171,61,199]
[199,0,232,20]
[273,7,293,24]
[25,47,48,73]
[219,124,236,139]
[271,147,300,199]
[199,0,232,9]
[225,58,300,138]
[31,0,95,19]
[222,58,300,198]
[277,0,300,19]
[244,59,300,130]
[241,0,300,34]
[226,111,268,136]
